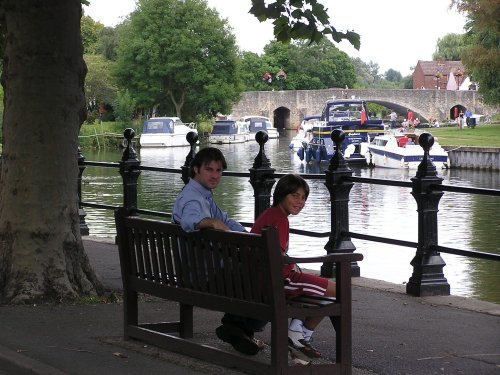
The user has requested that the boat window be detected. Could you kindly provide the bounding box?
[327,103,363,122]
[143,119,174,134]
[249,120,266,133]
[374,139,388,146]
[212,121,237,134]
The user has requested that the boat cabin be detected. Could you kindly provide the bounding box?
[142,117,185,134]
[244,116,272,134]
[212,120,247,135]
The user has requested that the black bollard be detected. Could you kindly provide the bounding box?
[249,131,276,220]
[77,147,89,236]
[406,133,450,296]
[321,130,359,278]
[181,131,199,184]
[119,128,141,215]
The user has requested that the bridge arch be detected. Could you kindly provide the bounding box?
[231,89,493,130]
[273,106,291,130]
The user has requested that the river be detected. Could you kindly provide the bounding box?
[80,131,500,304]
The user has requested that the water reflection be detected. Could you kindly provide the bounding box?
[80,133,499,304]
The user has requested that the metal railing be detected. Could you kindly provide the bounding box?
[78,128,500,297]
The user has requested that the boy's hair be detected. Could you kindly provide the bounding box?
[190,147,228,177]
[272,174,309,207]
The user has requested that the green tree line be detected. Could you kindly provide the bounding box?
[81,0,412,125]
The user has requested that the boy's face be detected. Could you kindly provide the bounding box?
[193,160,223,190]
[279,187,307,216]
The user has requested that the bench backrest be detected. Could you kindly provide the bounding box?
[115,208,287,321]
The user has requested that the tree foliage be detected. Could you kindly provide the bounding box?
[384,68,403,82]
[239,39,356,91]
[249,0,360,49]
[452,0,500,104]
[97,26,119,61]
[432,33,468,61]
[114,0,242,121]
[113,89,136,124]
[84,54,118,112]
[81,15,104,54]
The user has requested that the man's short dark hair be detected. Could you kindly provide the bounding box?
[189,147,228,177]
[272,174,309,207]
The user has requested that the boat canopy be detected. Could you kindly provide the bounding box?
[247,118,271,133]
[142,117,181,134]
[324,101,364,123]
[212,121,240,135]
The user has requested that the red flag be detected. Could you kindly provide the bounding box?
[361,106,366,125]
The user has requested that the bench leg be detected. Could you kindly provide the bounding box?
[123,289,138,338]
[179,303,193,338]
[270,318,289,373]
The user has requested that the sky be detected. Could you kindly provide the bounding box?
[84,0,468,77]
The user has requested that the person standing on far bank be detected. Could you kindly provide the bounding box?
[389,110,397,128]
[406,109,414,126]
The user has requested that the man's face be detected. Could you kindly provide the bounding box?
[193,160,223,190]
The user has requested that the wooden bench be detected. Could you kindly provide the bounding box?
[114,208,363,374]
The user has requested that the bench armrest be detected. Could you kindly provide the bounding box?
[284,252,363,264]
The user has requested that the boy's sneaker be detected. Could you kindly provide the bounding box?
[216,324,262,356]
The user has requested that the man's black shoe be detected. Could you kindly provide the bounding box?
[215,324,261,355]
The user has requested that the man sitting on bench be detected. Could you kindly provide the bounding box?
[172,147,266,355]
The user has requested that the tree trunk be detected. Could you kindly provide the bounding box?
[0,0,103,303]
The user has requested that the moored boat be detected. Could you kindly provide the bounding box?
[365,131,450,169]
[297,99,385,164]
[139,117,197,147]
[208,120,249,144]
[242,116,279,139]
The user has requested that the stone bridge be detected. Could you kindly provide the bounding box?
[231,89,496,130]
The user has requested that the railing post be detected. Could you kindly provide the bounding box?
[119,128,141,215]
[407,133,450,296]
[77,147,89,236]
[181,131,199,185]
[249,131,276,220]
[321,130,358,278]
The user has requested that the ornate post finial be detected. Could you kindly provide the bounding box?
[253,131,271,169]
[249,131,275,219]
[416,132,437,178]
[181,131,199,184]
[328,129,351,172]
[121,128,137,161]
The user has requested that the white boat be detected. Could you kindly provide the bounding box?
[139,117,198,147]
[365,131,450,169]
[208,120,249,144]
[242,116,279,139]
[289,115,321,149]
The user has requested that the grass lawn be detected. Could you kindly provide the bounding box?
[423,124,500,147]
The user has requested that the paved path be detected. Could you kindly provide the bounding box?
[0,237,498,375]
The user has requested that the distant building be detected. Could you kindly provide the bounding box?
[413,60,467,90]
